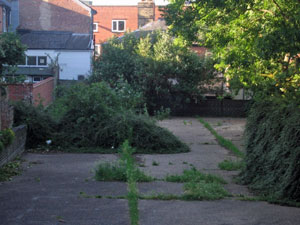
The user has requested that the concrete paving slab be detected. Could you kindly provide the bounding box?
[139,199,300,225]
[138,181,184,196]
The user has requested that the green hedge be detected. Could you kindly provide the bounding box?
[0,129,15,152]
[240,99,300,201]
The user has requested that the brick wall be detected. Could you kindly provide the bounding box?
[19,0,92,33]
[93,6,138,43]
[32,77,54,106]
[7,77,55,107]
[93,4,164,44]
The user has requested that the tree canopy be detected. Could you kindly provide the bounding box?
[163,0,300,101]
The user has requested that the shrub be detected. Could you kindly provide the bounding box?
[13,102,57,148]
[240,99,300,201]
[14,82,189,154]
[0,128,15,152]
[90,31,216,114]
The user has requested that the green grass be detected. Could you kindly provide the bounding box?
[0,159,22,182]
[94,162,153,182]
[183,181,230,200]
[218,159,244,171]
[198,118,244,158]
[165,168,227,184]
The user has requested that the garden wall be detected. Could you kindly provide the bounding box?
[156,99,250,117]
[7,77,54,107]
[0,125,27,167]
[0,94,14,130]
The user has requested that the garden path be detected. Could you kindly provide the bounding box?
[1,117,300,225]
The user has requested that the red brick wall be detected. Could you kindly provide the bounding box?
[32,77,54,106]
[7,84,33,103]
[19,0,92,33]
[154,6,164,20]
[93,6,138,44]
[7,77,54,107]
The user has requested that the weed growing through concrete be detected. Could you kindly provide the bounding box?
[198,118,244,158]
[95,162,153,182]
[183,181,230,200]
[152,161,159,166]
[218,159,244,171]
[120,140,140,225]
[165,167,227,184]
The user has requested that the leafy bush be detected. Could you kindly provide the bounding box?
[90,31,216,114]
[14,83,189,154]
[240,99,300,201]
[13,102,57,148]
[0,128,15,152]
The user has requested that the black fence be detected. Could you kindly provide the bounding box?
[154,99,251,117]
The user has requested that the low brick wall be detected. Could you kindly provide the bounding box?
[0,125,27,167]
[0,95,14,130]
[7,77,55,107]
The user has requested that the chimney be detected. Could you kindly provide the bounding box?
[138,0,155,28]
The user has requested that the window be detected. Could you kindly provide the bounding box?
[38,56,47,66]
[27,56,37,66]
[112,20,126,32]
[93,22,98,32]
[33,77,41,83]
[94,44,101,56]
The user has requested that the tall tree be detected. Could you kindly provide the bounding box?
[164,0,300,100]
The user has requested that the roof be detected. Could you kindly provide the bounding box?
[18,30,93,50]
[5,67,53,76]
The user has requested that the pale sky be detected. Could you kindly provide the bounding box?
[91,0,169,6]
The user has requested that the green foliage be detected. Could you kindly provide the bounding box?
[13,102,57,148]
[94,162,153,182]
[198,118,244,158]
[15,83,188,153]
[164,0,300,99]
[0,32,27,83]
[0,159,22,182]
[90,31,216,114]
[0,128,15,152]
[218,159,244,171]
[183,181,230,201]
[165,167,227,184]
[240,99,300,201]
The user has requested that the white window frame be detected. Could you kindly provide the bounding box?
[93,22,98,32]
[112,20,126,32]
[23,55,48,67]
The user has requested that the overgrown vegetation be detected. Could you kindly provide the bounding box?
[240,99,300,202]
[14,83,189,154]
[0,158,22,182]
[95,162,153,182]
[165,168,229,200]
[198,118,244,158]
[165,167,227,184]
[0,128,15,152]
[90,31,216,114]
[218,159,244,171]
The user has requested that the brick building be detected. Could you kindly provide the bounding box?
[91,0,169,54]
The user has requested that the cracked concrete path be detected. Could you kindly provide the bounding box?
[1,117,300,225]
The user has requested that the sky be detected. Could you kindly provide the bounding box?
[91,0,169,6]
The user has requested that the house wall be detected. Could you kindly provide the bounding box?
[92,2,165,44]
[24,49,93,80]
[19,0,93,34]
[93,6,138,43]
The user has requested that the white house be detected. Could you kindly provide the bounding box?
[16,30,93,82]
